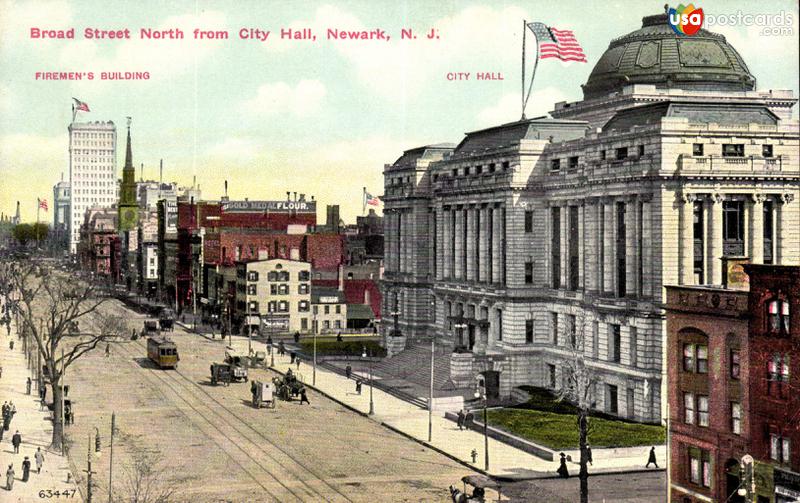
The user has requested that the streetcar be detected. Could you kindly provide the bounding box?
[147,336,179,369]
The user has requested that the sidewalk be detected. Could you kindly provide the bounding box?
[0,319,77,501]
[233,339,666,480]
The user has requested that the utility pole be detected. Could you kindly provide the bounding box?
[108,412,115,503]
[428,335,434,443]
[61,347,65,456]
[313,312,317,386]
[85,433,94,503]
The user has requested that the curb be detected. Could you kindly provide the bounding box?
[379,421,490,477]
[492,466,667,482]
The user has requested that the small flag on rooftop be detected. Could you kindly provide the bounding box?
[72,98,90,112]
[365,192,380,207]
[38,198,48,211]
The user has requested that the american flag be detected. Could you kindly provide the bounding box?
[38,198,48,211]
[527,22,587,63]
[72,97,90,112]
[365,192,380,206]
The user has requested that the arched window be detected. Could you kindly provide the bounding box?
[767,299,791,334]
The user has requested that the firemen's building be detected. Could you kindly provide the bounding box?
[381,13,799,423]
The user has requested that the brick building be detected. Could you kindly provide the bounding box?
[382,12,799,418]
[666,265,799,502]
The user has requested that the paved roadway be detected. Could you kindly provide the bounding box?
[62,299,470,502]
[503,470,666,503]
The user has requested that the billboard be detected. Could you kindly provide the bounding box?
[220,200,316,214]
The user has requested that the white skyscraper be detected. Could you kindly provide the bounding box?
[68,120,117,254]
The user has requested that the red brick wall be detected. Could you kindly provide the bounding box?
[303,234,344,271]
[745,265,800,472]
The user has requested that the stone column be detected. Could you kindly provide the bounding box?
[602,199,615,295]
[466,206,476,282]
[778,193,797,265]
[560,202,568,289]
[442,208,451,279]
[454,207,463,279]
[492,205,502,284]
[679,194,696,285]
[596,202,604,293]
[625,197,638,297]
[578,202,585,290]
[708,193,724,285]
[584,199,597,293]
[435,208,444,280]
[641,195,653,297]
[478,205,489,283]
[750,193,765,264]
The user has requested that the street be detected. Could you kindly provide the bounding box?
[60,299,469,502]
[503,471,666,503]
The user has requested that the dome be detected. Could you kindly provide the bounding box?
[582,14,755,100]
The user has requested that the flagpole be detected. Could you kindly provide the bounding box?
[36,199,41,247]
[521,19,526,120]
[523,24,541,118]
[362,187,366,217]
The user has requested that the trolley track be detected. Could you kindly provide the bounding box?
[113,336,353,502]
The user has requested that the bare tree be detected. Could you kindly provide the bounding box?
[114,452,175,503]
[556,313,596,503]
[3,260,126,449]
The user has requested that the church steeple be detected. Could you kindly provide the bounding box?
[118,116,139,231]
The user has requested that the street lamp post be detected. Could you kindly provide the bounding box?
[362,347,374,415]
[313,312,318,386]
[389,310,400,336]
[475,384,489,471]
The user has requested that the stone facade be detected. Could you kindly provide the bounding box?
[381,15,799,423]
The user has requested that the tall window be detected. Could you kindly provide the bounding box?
[551,312,559,345]
[767,299,791,335]
[723,201,745,256]
[568,206,579,290]
[630,327,638,367]
[616,202,626,297]
[730,350,740,379]
[606,384,618,414]
[689,448,712,488]
[496,309,503,341]
[525,261,534,284]
[524,210,534,233]
[683,343,708,373]
[525,319,534,344]
[567,314,577,349]
[771,434,791,464]
[764,200,774,264]
[731,402,741,434]
[697,396,709,427]
[551,207,561,288]
[609,324,621,363]
[768,353,791,398]
[684,393,695,424]
[548,364,556,389]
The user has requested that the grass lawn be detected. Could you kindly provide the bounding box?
[484,387,665,450]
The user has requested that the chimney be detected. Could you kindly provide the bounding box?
[286,191,291,201]
[293,191,297,201]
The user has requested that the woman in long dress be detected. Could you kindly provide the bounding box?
[5,464,14,491]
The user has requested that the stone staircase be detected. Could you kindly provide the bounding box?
[373,344,456,392]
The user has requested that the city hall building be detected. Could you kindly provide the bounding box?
[381,13,799,423]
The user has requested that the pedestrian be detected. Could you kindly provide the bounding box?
[26,377,31,395]
[105,343,110,357]
[34,448,44,474]
[296,358,301,370]
[1,402,7,417]
[557,452,570,478]
[336,332,343,342]
[8,339,13,350]
[11,431,21,453]
[470,449,478,464]
[294,331,300,343]
[5,464,13,491]
[586,445,593,466]
[21,457,30,482]
[345,364,352,379]
[40,385,47,402]
[457,409,465,430]
[2,412,10,431]
[464,411,474,429]
[278,341,285,356]
[646,446,658,468]
[356,380,362,395]
[300,388,310,405]
[290,351,295,364]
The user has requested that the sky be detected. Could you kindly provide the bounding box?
[1,0,798,224]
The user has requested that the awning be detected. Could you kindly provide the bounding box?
[347,304,374,320]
